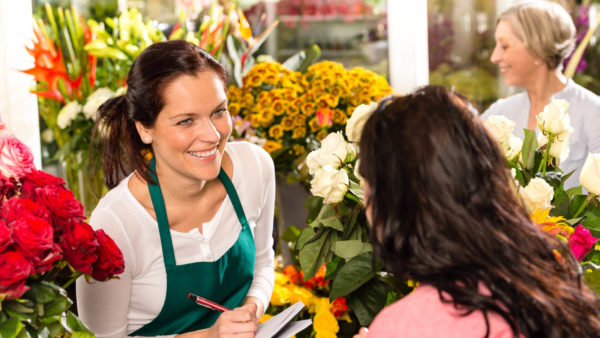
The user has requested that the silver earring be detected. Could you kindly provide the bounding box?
[534,60,540,66]
[144,136,151,144]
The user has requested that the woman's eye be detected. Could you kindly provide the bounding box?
[212,108,228,117]
[177,118,192,126]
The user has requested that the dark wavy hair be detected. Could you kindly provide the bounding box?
[90,40,227,189]
[358,85,600,337]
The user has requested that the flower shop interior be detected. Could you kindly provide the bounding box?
[1,0,600,337]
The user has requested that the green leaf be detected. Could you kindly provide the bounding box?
[334,240,373,260]
[569,195,588,219]
[348,181,364,201]
[566,186,583,197]
[319,217,344,231]
[281,225,301,243]
[305,196,324,223]
[25,282,57,304]
[37,327,50,338]
[0,318,25,338]
[4,301,34,314]
[43,296,72,317]
[299,229,331,279]
[66,311,94,335]
[521,129,538,172]
[330,252,374,299]
[325,256,343,281]
[550,186,570,218]
[42,321,64,337]
[336,202,353,217]
[295,227,316,250]
[537,171,562,189]
[282,45,321,73]
[347,278,388,326]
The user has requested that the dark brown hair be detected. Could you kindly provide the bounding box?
[90,40,227,189]
[359,85,600,337]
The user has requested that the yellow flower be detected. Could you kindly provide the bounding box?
[227,85,242,100]
[249,115,261,128]
[274,272,290,285]
[270,284,291,306]
[294,115,306,127]
[530,209,574,238]
[302,102,317,116]
[316,97,330,110]
[313,308,339,334]
[329,86,343,98]
[308,118,321,132]
[242,93,255,106]
[268,124,284,139]
[228,102,241,116]
[289,285,318,311]
[259,314,273,324]
[316,130,329,141]
[287,104,300,116]
[245,72,264,87]
[263,140,282,153]
[332,109,347,125]
[292,127,306,139]
[271,100,285,116]
[293,144,305,155]
[257,91,270,102]
[281,117,295,131]
[315,332,337,338]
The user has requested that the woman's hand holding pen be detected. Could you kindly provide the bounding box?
[206,303,259,338]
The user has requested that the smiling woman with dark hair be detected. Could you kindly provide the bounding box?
[76,40,275,337]
[355,85,600,337]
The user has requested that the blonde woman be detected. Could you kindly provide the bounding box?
[482,0,600,187]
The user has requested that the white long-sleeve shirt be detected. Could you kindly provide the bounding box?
[76,142,276,337]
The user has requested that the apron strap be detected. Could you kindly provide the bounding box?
[218,169,249,229]
[147,158,177,267]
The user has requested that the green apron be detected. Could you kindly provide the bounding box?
[131,159,255,336]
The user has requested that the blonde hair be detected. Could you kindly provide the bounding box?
[498,1,576,70]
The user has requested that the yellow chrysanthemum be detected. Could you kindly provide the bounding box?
[259,111,274,127]
[268,124,284,139]
[257,91,270,102]
[292,127,307,139]
[316,130,328,141]
[245,72,264,87]
[263,140,282,153]
[281,117,295,131]
[293,144,305,155]
[308,118,321,132]
[242,92,255,106]
[329,86,343,98]
[294,115,306,127]
[227,85,242,100]
[249,115,261,128]
[530,209,574,238]
[332,109,347,125]
[271,100,286,116]
[313,308,339,334]
[287,104,300,116]
[227,102,241,116]
[302,102,317,116]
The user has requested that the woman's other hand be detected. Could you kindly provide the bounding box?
[353,327,369,338]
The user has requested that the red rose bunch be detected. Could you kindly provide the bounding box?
[0,136,124,301]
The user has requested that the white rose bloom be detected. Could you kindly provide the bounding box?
[57,101,83,129]
[41,129,54,143]
[536,99,571,136]
[484,115,515,145]
[580,153,600,195]
[346,102,378,143]
[310,165,349,204]
[504,135,523,161]
[305,132,349,175]
[518,177,554,214]
[346,142,359,162]
[83,87,114,120]
[538,128,572,165]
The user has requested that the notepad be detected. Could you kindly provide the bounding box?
[255,301,312,338]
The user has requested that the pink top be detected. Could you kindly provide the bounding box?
[368,285,516,337]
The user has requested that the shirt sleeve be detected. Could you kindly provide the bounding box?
[244,144,276,313]
[75,208,156,338]
[585,102,600,154]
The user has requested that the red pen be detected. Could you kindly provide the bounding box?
[188,293,231,312]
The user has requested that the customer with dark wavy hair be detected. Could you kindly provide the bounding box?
[356,85,600,337]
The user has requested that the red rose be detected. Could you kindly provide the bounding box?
[0,250,34,299]
[11,216,54,262]
[0,136,35,179]
[1,197,50,223]
[20,169,65,199]
[60,222,99,275]
[0,220,12,252]
[35,244,63,274]
[0,175,16,202]
[34,184,85,228]
[91,230,124,281]
[568,225,599,261]
[331,297,348,317]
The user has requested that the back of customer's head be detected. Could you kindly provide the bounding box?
[358,85,600,337]
[91,40,227,189]
[498,0,575,70]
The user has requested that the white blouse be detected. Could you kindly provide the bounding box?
[76,142,276,338]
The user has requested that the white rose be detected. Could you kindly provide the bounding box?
[310,165,349,204]
[538,128,572,165]
[484,115,515,145]
[305,132,349,174]
[346,102,378,143]
[57,101,83,129]
[536,99,571,135]
[83,87,114,120]
[504,135,523,161]
[346,142,359,162]
[518,177,554,214]
[41,129,54,143]
[580,153,600,195]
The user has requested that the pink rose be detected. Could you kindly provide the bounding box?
[568,225,599,261]
[0,136,35,179]
[10,216,54,263]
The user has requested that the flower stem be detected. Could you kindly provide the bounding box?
[538,134,553,176]
[572,194,595,219]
